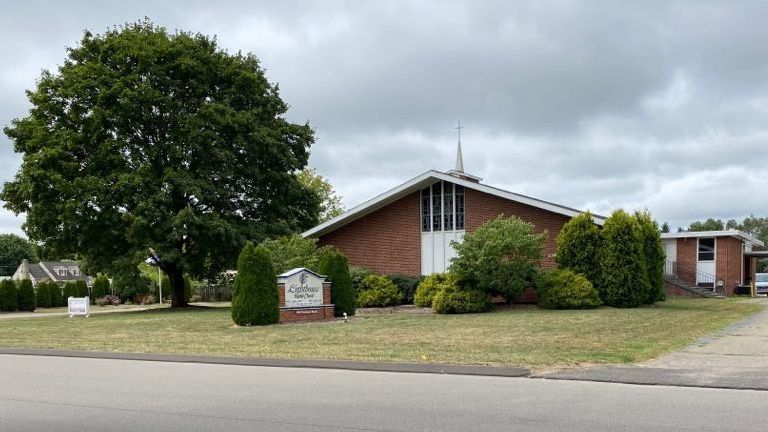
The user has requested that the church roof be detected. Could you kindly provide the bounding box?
[302,170,605,238]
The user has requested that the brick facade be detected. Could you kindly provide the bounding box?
[317,192,421,275]
[278,282,334,323]
[675,236,745,296]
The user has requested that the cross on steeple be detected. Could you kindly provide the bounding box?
[454,121,464,173]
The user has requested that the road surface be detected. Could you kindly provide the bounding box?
[0,354,766,431]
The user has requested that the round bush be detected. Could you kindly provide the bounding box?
[357,275,402,307]
[350,266,373,294]
[414,273,453,308]
[431,286,489,314]
[17,279,36,312]
[387,274,422,305]
[537,269,601,310]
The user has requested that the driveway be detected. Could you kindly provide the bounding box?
[541,299,768,389]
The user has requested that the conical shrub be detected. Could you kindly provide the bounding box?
[17,279,36,312]
[49,282,64,307]
[91,275,110,299]
[63,281,79,299]
[599,210,650,307]
[231,242,279,326]
[635,211,666,303]
[318,248,356,317]
[0,279,19,311]
[35,281,52,308]
[75,280,89,297]
[556,211,602,289]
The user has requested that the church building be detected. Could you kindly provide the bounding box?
[303,141,605,282]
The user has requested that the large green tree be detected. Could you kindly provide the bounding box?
[1,21,320,307]
[0,234,38,276]
[297,169,345,222]
[688,218,725,231]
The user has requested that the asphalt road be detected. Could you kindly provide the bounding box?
[1,354,767,432]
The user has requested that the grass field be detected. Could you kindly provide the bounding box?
[0,299,760,368]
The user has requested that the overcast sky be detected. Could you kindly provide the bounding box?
[2,0,767,236]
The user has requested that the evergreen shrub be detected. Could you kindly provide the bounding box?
[318,249,356,316]
[91,275,110,299]
[431,285,489,314]
[600,210,650,308]
[556,211,603,289]
[231,242,279,326]
[536,269,601,310]
[17,279,36,311]
[635,211,666,303]
[414,273,454,308]
[387,274,423,304]
[63,281,79,299]
[0,279,18,311]
[357,275,402,307]
[350,266,373,293]
[35,281,52,308]
[49,282,64,307]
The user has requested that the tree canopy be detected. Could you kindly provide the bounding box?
[1,21,320,306]
[297,169,345,222]
[0,234,38,276]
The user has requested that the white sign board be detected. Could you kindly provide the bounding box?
[68,297,90,318]
[281,270,324,308]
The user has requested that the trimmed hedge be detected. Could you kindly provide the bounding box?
[17,279,36,311]
[318,249,356,317]
[536,269,601,310]
[414,273,453,308]
[387,274,422,304]
[432,286,490,314]
[357,275,403,307]
[231,242,279,326]
[0,279,19,311]
[35,281,52,308]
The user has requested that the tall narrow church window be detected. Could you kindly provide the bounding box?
[421,188,431,232]
[432,183,442,231]
[443,182,454,230]
[455,185,465,229]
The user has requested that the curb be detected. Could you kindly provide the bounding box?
[0,348,530,378]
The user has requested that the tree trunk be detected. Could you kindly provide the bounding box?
[167,268,187,308]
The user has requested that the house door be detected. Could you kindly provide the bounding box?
[696,237,716,285]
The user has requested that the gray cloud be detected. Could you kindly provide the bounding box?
[2,0,768,238]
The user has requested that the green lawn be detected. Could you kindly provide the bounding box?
[0,299,760,368]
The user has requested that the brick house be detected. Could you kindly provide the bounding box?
[661,230,765,297]
[302,151,604,301]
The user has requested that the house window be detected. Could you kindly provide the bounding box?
[69,267,80,276]
[698,238,715,261]
[54,267,67,277]
[432,183,442,231]
[421,188,431,232]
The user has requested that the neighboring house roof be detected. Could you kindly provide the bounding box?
[302,170,606,238]
[27,263,50,281]
[661,230,765,247]
[39,261,89,281]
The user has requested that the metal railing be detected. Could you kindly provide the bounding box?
[664,260,727,297]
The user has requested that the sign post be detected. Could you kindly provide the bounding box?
[68,297,90,318]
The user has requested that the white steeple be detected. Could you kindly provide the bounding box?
[455,121,464,173]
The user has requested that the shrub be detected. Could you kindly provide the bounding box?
[48,282,64,307]
[17,279,36,312]
[450,215,545,302]
[74,280,89,299]
[556,211,602,289]
[350,266,373,293]
[357,275,403,307]
[536,269,601,310]
[599,210,650,308]
[259,234,327,274]
[231,242,279,326]
[35,281,52,308]
[95,295,122,307]
[635,211,666,303]
[318,248,356,317]
[91,276,110,300]
[0,279,18,311]
[388,274,423,304]
[63,281,79,299]
[414,273,453,308]
[0,279,19,312]
[432,285,489,314]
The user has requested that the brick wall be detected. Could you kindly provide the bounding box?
[716,236,743,296]
[676,238,697,285]
[318,192,421,275]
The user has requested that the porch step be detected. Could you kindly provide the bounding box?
[664,276,724,298]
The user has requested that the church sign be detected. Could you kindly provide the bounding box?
[277,268,334,323]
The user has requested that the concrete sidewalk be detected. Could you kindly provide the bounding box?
[541,299,768,390]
